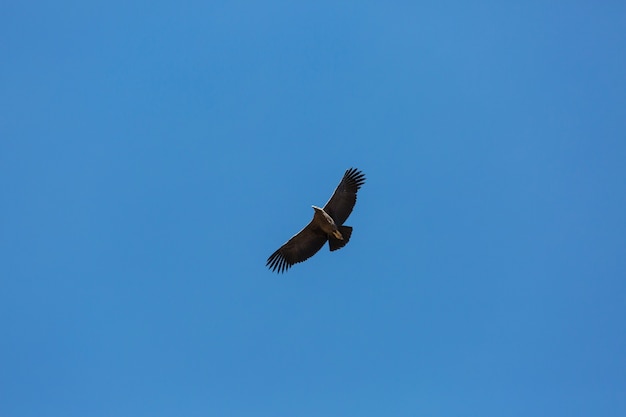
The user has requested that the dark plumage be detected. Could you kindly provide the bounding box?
[267,168,366,273]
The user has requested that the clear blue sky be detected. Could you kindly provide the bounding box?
[2,2,625,416]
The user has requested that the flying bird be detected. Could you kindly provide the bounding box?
[267,168,366,273]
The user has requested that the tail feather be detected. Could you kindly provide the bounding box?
[328,225,352,251]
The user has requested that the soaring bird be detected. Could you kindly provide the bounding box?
[267,168,366,273]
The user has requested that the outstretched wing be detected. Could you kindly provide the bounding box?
[323,168,366,225]
[266,221,328,273]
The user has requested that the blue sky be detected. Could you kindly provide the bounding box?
[2,1,625,416]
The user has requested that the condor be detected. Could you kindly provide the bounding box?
[266,168,366,273]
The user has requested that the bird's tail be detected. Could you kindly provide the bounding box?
[328,225,352,251]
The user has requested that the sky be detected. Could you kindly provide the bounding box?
[1,1,625,416]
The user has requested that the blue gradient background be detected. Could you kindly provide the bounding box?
[2,2,625,416]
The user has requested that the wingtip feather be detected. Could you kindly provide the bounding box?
[344,167,366,190]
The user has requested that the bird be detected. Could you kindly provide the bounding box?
[266,168,366,273]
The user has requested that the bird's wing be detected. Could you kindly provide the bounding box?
[323,168,366,225]
[266,221,328,273]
